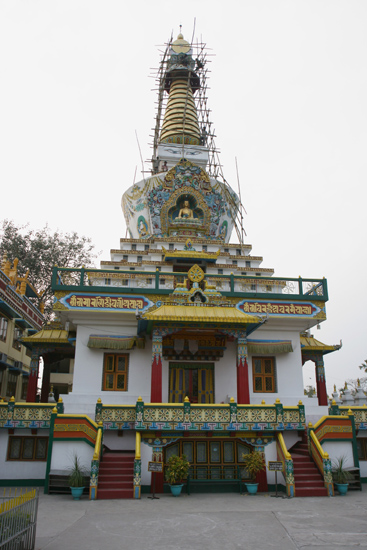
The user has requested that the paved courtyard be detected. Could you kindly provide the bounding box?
[34,489,367,550]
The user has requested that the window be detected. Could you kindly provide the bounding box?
[144,245,150,251]
[169,244,174,251]
[256,273,261,277]
[218,269,223,275]
[105,278,111,285]
[233,260,237,266]
[6,373,18,397]
[114,267,119,270]
[241,272,247,276]
[103,354,128,391]
[252,357,276,392]
[236,249,241,256]
[202,245,207,252]
[251,284,256,291]
[0,315,8,342]
[245,261,251,268]
[132,244,137,251]
[12,328,22,351]
[357,439,367,460]
[130,267,135,271]
[224,248,229,253]
[137,256,142,262]
[123,255,128,261]
[7,436,48,461]
[121,279,129,286]
[146,278,152,285]
[160,279,166,286]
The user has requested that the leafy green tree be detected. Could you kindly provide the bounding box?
[0,220,97,321]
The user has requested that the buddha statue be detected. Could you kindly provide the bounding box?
[178,200,194,219]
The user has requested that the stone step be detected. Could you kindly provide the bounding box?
[97,488,134,500]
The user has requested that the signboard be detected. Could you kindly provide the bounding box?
[148,461,163,473]
[268,461,283,471]
[238,299,320,317]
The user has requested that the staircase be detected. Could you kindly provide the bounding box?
[290,434,328,497]
[97,452,134,500]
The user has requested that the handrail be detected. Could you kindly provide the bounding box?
[89,422,103,501]
[93,425,103,460]
[310,430,329,459]
[276,433,295,497]
[277,433,292,460]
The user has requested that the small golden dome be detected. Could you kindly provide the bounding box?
[172,34,191,54]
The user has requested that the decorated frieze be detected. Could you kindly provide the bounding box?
[56,293,153,312]
[237,299,324,317]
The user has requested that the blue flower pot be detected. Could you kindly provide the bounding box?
[335,483,348,496]
[170,484,184,497]
[245,483,259,495]
[70,486,85,500]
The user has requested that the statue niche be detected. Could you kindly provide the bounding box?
[168,195,203,225]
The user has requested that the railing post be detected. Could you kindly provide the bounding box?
[56,397,64,414]
[136,396,144,429]
[155,268,160,290]
[44,406,58,494]
[329,399,340,416]
[95,398,103,422]
[90,421,103,500]
[229,397,237,426]
[184,395,191,425]
[230,272,234,293]
[297,400,306,429]
[134,432,142,499]
[274,399,284,429]
[298,276,303,296]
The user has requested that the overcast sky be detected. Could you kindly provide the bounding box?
[1,1,366,396]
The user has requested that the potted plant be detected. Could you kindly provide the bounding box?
[68,455,88,500]
[241,450,266,495]
[164,454,190,496]
[332,456,353,496]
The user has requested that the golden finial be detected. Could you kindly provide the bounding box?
[308,422,313,428]
[10,396,15,402]
[357,378,361,387]
[298,400,303,406]
[52,407,57,413]
[184,396,190,402]
[98,421,103,426]
[332,400,336,405]
[275,398,280,404]
[97,398,102,403]
[230,397,235,403]
[261,400,266,404]
[333,384,336,392]
[58,397,63,403]
[344,381,348,390]
[137,396,142,402]
[348,409,353,416]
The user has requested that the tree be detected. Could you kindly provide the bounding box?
[0,220,98,321]
[359,360,367,373]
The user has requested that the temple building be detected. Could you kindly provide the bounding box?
[1,33,365,498]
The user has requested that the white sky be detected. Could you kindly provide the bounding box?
[1,1,366,396]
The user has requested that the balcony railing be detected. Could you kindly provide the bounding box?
[51,267,328,302]
[95,398,306,432]
[0,399,63,429]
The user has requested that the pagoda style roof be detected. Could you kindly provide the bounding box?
[142,304,262,324]
[22,328,70,345]
[300,334,342,355]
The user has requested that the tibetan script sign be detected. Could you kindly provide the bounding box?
[237,300,320,317]
[61,293,152,312]
[148,461,163,473]
[268,461,283,471]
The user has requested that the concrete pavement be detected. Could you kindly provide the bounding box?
[34,489,367,550]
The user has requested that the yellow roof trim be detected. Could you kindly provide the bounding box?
[22,329,70,344]
[143,304,261,324]
[162,247,220,260]
[300,336,341,352]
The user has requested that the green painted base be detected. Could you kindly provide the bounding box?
[0,479,45,487]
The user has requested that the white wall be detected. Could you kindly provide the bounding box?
[322,441,354,468]
[103,430,135,451]
[0,430,49,480]
[141,440,153,486]
[63,322,152,415]
[215,342,237,402]
[248,328,305,405]
[50,440,94,474]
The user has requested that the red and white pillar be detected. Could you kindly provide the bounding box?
[315,359,328,406]
[237,336,250,404]
[151,329,163,403]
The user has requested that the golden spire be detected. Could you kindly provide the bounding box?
[160,34,200,146]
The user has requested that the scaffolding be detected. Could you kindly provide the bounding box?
[149,35,247,248]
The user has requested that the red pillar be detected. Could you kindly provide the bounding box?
[26,354,39,402]
[237,337,250,404]
[316,361,328,406]
[151,330,162,403]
